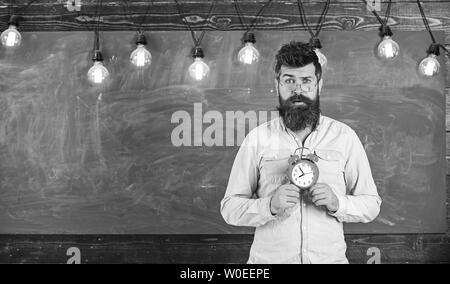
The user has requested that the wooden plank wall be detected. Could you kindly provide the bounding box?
[0,0,449,264]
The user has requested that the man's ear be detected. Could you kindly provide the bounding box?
[274,78,279,96]
[318,77,324,95]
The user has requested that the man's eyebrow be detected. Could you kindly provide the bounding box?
[280,74,314,79]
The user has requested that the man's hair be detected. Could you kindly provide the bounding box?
[274,41,322,80]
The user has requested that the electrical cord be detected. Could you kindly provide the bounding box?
[361,0,392,28]
[92,0,103,53]
[417,0,436,44]
[438,44,450,57]
[416,1,450,56]
[174,0,216,48]
[234,0,273,33]
[297,0,331,38]
[138,0,154,33]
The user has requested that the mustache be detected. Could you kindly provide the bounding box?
[284,94,315,107]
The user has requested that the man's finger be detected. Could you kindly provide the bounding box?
[285,188,300,194]
[312,195,327,204]
[311,194,327,203]
[285,196,300,203]
[314,199,328,206]
[311,189,327,197]
[282,184,300,192]
[285,200,300,207]
[310,187,327,195]
[286,191,300,198]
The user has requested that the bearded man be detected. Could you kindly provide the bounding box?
[221,41,381,264]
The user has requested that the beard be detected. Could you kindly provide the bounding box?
[277,90,321,132]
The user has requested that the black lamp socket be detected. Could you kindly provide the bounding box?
[92,50,104,62]
[8,15,20,27]
[136,33,147,45]
[427,43,440,56]
[309,37,322,49]
[379,25,393,37]
[242,32,256,44]
[192,46,204,58]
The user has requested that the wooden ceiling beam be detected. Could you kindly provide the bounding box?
[0,0,448,31]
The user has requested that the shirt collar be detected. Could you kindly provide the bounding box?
[278,114,323,133]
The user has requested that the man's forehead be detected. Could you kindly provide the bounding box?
[279,63,316,77]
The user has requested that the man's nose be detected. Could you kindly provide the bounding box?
[292,87,303,95]
[292,83,304,93]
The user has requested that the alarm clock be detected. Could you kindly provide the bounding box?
[287,152,319,190]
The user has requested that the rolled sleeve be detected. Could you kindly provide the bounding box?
[328,130,381,223]
[221,130,276,227]
[327,189,346,219]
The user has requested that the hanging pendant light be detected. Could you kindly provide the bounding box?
[188,46,210,81]
[415,0,449,77]
[88,50,110,84]
[377,25,400,60]
[238,32,260,65]
[130,32,152,67]
[309,37,327,68]
[87,31,110,85]
[418,43,440,77]
[1,15,22,49]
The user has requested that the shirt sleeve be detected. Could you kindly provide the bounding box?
[328,129,382,223]
[220,131,276,227]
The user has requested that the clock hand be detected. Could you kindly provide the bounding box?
[298,173,313,180]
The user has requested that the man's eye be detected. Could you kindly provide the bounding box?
[285,79,295,84]
[302,78,312,84]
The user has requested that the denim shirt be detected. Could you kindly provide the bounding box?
[220,115,381,264]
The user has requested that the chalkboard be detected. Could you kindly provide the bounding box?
[0,31,446,234]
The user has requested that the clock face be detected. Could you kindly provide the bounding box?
[289,160,319,189]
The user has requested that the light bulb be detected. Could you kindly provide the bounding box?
[377,36,399,60]
[130,44,152,67]
[238,42,260,65]
[419,54,440,77]
[1,25,22,48]
[188,57,210,81]
[87,61,110,84]
[314,48,327,67]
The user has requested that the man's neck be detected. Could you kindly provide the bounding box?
[292,126,312,145]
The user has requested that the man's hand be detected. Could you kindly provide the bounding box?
[310,183,339,212]
[270,184,300,215]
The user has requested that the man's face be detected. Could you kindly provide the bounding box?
[276,63,322,132]
[277,63,321,104]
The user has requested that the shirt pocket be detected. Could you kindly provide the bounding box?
[260,155,290,182]
[314,149,346,192]
[258,153,291,197]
